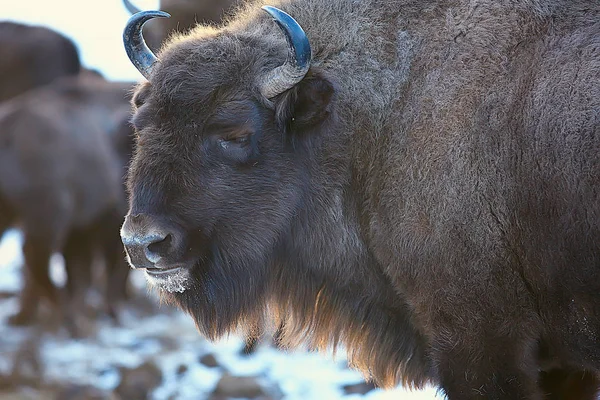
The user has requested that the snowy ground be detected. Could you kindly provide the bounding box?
[0,229,445,399]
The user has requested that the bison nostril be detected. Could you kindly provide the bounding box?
[147,233,173,258]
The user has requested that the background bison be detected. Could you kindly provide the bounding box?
[0,72,135,334]
[122,1,600,399]
[0,21,80,103]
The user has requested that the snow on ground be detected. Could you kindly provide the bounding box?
[0,229,445,399]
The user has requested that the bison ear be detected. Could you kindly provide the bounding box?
[275,71,335,133]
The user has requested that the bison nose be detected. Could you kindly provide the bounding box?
[120,213,176,269]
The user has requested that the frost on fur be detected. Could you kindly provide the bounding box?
[145,269,189,293]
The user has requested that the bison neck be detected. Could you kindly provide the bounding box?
[267,186,432,388]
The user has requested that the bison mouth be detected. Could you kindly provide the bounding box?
[143,264,191,293]
[145,265,183,276]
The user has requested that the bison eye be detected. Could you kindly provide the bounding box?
[215,131,257,164]
[220,135,249,147]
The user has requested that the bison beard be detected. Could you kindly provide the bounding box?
[121,0,600,397]
[161,238,431,388]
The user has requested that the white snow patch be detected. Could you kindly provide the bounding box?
[0,229,66,290]
[0,229,24,292]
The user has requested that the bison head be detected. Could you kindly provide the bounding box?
[120,7,337,338]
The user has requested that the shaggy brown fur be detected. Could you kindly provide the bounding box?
[0,22,80,103]
[123,0,240,51]
[0,72,135,333]
[123,0,600,398]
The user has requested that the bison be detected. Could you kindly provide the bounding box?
[122,0,239,52]
[0,72,135,333]
[0,21,80,103]
[120,1,600,398]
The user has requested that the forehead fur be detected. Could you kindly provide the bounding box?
[149,24,287,111]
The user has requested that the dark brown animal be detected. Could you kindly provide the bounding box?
[123,0,239,51]
[0,22,80,103]
[120,1,600,398]
[0,72,135,332]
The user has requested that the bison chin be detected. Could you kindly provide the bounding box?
[158,246,272,340]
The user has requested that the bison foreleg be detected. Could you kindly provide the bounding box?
[63,231,94,306]
[62,231,97,337]
[433,333,542,400]
[8,266,39,326]
[10,237,58,326]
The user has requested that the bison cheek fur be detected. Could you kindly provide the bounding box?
[127,93,315,340]
[160,171,306,340]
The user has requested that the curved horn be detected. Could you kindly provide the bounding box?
[123,11,170,80]
[259,6,312,99]
[122,0,142,15]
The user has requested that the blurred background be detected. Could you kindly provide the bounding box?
[0,1,444,399]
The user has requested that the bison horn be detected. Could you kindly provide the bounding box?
[123,10,170,80]
[259,6,312,99]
